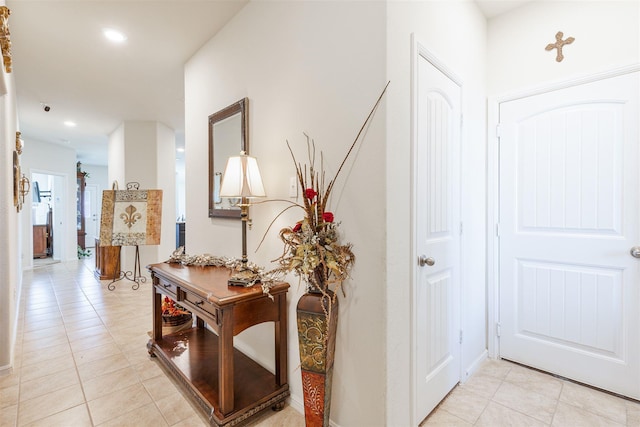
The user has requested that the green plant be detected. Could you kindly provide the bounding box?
[77,245,92,259]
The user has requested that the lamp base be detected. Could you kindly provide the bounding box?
[228,268,260,286]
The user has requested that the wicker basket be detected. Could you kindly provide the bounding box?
[162,312,192,327]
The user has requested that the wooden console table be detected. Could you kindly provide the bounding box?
[147,263,289,426]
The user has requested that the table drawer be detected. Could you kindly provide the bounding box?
[156,277,178,298]
[181,289,218,322]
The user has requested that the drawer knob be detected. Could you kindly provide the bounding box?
[195,300,204,306]
[163,284,171,289]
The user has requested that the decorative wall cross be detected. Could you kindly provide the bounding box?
[545,31,575,62]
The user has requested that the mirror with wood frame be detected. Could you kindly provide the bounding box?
[208,98,248,218]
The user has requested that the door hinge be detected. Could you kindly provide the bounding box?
[459,330,463,344]
[496,322,501,337]
[496,123,502,138]
[495,223,500,237]
[459,221,463,235]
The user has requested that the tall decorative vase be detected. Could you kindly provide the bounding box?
[297,289,339,427]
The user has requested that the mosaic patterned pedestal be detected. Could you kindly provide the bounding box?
[296,291,338,427]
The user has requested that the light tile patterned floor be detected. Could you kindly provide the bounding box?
[422,359,640,426]
[2,258,639,426]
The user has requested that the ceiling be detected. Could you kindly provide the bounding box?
[6,0,530,167]
[475,0,534,18]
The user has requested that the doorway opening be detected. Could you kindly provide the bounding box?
[31,172,66,266]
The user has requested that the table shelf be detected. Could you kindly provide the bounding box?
[147,264,289,427]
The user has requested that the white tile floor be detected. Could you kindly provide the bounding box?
[2,258,639,426]
[422,360,640,426]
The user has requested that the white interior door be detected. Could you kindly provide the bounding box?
[414,49,462,423]
[84,184,98,247]
[498,71,640,399]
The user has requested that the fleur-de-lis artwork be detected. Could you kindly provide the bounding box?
[99,189,163,247]
[120,205,142,228]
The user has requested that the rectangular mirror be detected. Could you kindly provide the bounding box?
[208,98,248,218]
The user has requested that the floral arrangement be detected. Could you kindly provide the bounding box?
[166,246,273,296]
[161,296,190,317]
[269,135,355,300]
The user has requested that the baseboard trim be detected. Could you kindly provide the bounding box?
[463,349,488,383]
[0,364,14,377]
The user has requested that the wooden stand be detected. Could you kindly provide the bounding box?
[147,263,290,426]
[94,238,120,280]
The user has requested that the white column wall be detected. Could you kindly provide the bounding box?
[155,121,177,261]
[107,121,176,274]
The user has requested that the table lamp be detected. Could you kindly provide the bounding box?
[219,151,266,285]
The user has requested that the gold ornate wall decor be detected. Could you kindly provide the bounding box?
[19,174,30,208]
[0,6,12,73]
[13,150,19,209]
[15,131,23,154]
[13,132,27,212]
[545,31,575,62]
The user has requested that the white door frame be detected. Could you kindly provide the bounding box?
[410,34,464,425]
[486,63,640,358]
[84,183,99,246]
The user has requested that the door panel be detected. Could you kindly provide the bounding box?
[415,52,461,423]
[84,184,99,246]
[499,71,639,399]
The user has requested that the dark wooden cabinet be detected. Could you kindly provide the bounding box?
[33,207,53,259]
[147,263,290,426]
[94,238,120,280]
[33,225,49,258]
[76,172,86,249]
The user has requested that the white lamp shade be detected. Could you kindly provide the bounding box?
[219,153,266,198]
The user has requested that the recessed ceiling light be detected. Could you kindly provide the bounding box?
[103,28,127,43]
[64,121,77,127]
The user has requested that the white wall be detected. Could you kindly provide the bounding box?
[83,163,109,193]
[0,19,20,371]
[155,122,177,261]
[386,2,487,425]
[107,121,176,273]
[185,2,387,425]
[488,0,640,96]
[108,123,125,185]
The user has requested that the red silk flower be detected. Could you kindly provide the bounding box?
[322,212,334,223]
[292,222,302,232]
[305,188,318,200]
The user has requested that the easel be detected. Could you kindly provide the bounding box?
[105,181,149,291]
[107,245,146,291]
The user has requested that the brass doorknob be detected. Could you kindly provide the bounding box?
[418,255,435,267]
